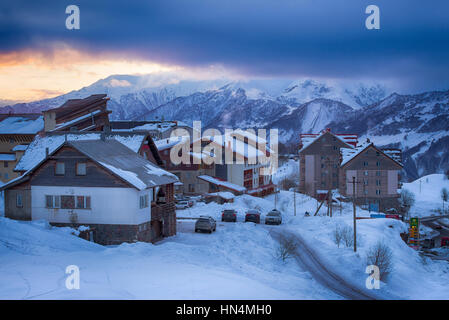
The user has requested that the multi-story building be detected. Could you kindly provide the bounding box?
[298,129,402,212]
[298,129,357,197]
[339,140,403,212]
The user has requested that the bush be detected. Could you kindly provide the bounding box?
[341,225,355,248]
[333,224,344,248]
[399,189,415,216]
[366,242,393,281]
[276,234,298,262]
[279,177,297,191]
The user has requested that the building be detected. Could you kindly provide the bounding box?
[0,113,43,183]
[0,134,179,245]
[298,128,403,212]
[155,136,215,195]
[298,129,357,197]
[43,94,111,132]
[110,120,194,140]
[339,140,403,212]
[154,132,275,197]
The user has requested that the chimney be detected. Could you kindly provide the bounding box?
[44,111,56,132]
[45,147,49,158]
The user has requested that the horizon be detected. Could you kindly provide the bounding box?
[1,1,449,102]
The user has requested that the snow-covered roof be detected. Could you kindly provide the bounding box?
[197,175,246,193]
[155,136,190,151]
[53,110,102,131]
[69,139,178,190]
[11,144,28,152]
[15,132,148,172]
[299,130,357,152]
[199,133,267,160]
[206,191,235,200]
[340,141,373,166]
[0,153,16,161]
[0,115,43,134]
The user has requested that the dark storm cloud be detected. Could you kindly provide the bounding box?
[1,0,449,91]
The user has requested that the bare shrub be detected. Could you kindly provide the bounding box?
[333,224,343,248]
[276,234,298,262]
[399,189,415,217]
[341,225,355,248]
[279,177,297,191]
[366,241,393,281]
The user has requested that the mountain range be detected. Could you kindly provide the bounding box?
[1,74,447,181]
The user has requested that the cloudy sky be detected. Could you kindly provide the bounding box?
[1,0,448,101]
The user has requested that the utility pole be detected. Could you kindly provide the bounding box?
[293,189,296,216]
[348,176,359,252]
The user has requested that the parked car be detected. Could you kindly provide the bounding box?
[195,216,217,233]
[222,209,237,222]
[265,209,282,225]
[245,210,261,224]
[175,200,190,210]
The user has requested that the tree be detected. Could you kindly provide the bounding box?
[445,169,449,180]
[442,188,449,214]
[366,241,393,281]
[399,189,415,218]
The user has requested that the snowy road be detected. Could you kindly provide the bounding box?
[269,227,388,300]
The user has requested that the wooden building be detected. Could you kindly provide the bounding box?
[1,132,178,245]
[0,113,43,183]
[43,94,111,132]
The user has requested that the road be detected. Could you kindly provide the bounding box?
[269,227,395,300]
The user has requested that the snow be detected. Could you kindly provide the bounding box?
[53,110,102,131]
[15,133,146,172]
[340,141,372,166]
[1,183,449,299]
[206,191,235,200]
[99,162,147,191]
[0,154,16,161]
[0,116,43,134]
[272,159,298,184]
[402,174,449,218]
[197,175,246,193]
[154,136,190,151]
[11,144,28,152]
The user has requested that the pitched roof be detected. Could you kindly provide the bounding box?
[14,132,148,172]
[46,94,108,119]
[340,142,403,168]
[2,137,178,191]
[0,115,44,134]
[68,139,178,189]
[299,130,355,153]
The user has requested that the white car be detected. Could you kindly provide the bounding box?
[176,200,190,210]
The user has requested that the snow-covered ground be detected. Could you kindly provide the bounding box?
[402,174,449,217]
[1,185,449,299]
[272,159,298,185]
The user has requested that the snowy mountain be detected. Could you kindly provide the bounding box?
[1,73,447,181]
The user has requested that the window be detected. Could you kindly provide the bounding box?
[376,161,381,167]
[376,189,381,195]
[376,171,381,176]
[76,196,91,209]
[4,161,8,168]
[364,190,369,195]
[76,162,87,176]
[16,193,23,208]
[4,173,8,180]
[364,170,369,176]
[363,161,369,166]
[333,146,338,150]
[61,195,75,209]
[55,162,65,175]
[140,194,149,209]
[46,195,61,208]
[376,180,381,186]
[188,184,195,192]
